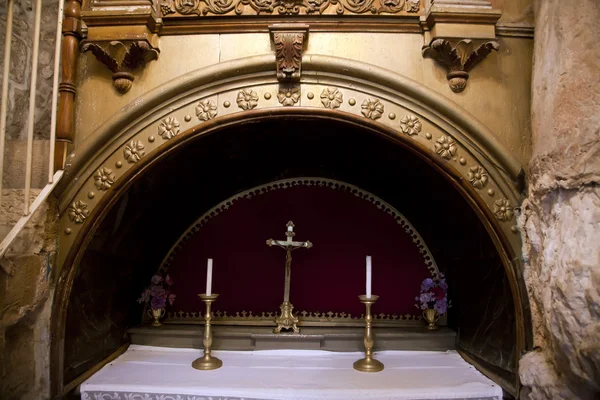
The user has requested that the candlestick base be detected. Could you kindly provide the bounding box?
[192,353,223,370]
[353,357,384,373]
[273,301,300,334]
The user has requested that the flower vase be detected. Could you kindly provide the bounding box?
[423,308,440,330]
[148,308,166,327]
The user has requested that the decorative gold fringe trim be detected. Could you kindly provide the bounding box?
[166,309,422,326]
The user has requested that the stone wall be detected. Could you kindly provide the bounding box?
[518,0,600,398]
[0,193,58,400]
[0,0,58,189]
[0,1,59,399]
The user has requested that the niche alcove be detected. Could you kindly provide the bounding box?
[62,116,519,395]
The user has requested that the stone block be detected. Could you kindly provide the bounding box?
[0,195,57,400]
[2,141,50,189]
[519,1,600,397]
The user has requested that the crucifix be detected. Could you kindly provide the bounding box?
[266,221,312,334]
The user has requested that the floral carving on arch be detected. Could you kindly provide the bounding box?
[59,88,519,245]
[58,84,521,266]
[56,55,524,286]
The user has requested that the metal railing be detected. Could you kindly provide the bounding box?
[0,0,66,272]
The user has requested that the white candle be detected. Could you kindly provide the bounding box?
[366,255,372,298]
[206,258,213,296]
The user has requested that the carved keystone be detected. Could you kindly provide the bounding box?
[269,24,309,82]
[81,40,159,94]
[422,39,499,93]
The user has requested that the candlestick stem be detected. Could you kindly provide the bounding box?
[353,294,384,372]
[192,294,222,370]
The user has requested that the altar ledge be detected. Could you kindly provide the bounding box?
[80,345,502,400]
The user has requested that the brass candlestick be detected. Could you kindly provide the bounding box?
[353,295,384,372]
[192,294,223,370]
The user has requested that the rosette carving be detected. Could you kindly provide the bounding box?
[277,87,301,106]
[237,89,259,110]
[468,166,489,189]
[158,117,181,140]
[94,167,116,191]
[494,199,514,222]
[195,100,218,121]
[320,88,343,109]
[124,140,145,163]
[68,200,90,224]
[434,136,457,160]
[361,99,384,120]
[399,115,422,136]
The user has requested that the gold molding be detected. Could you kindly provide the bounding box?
[90,0,152,5]
[75,0,537,36]
[160,0,421,17]
[495,23,534,39]
[55,54,523,198]
[420,0,501,38]
[421,9,502,33]
[158,177,440,278]
[56,55,525,270]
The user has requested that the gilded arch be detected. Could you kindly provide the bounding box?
[51,54,531,393]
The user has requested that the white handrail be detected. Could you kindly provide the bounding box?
[0,170,64,273]
[0,0,14,210]
[0,0,66,274]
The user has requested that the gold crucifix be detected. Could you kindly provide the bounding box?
[266,221,312,334]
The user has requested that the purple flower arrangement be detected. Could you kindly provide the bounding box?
[415,274,450,315]
[138,273,176,310]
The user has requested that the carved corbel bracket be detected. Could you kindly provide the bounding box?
[80,40,159,94]
[269,24,309,82]
[422,39,499,93]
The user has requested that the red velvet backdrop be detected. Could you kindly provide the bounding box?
[167,182,433,316]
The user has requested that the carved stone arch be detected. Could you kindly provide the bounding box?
[51,54,531,395]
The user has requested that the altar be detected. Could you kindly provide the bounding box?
[80,345,503,400]
[64,176,518,398]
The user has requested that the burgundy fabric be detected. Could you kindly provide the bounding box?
[168,184,432,316]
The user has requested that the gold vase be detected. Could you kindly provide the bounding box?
[148,308,166,327]
[423,308,440,330]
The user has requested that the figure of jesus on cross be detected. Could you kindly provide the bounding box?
[266,221,312,334]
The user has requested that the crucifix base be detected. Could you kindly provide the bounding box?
[273,301,300,334]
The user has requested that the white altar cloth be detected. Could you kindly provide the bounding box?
[81,345,502,400]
